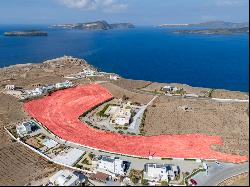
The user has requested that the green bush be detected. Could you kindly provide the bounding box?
[76,164,83,169]
[88,153,96,159]
[9,128,18,138]
[131,176,138,184]
[141,179,149,186]
[97,104,110,117]
[118,130,124,134]
[161,158,173,160]
[82,158,90,165]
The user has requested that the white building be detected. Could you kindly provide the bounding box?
[46,84,55,91]
[25,87,44,97]
[108,106,132,126]
[162,86,179,93]
[83,69,96,76]
[16,121,39,137]
[109,75,119,80]
[97,156,126,176]
[55,81,73,89]
[48,170,83,186]
[16,124,30,137]
[5,84,15,90]
[144,163,180,182]
[52,148,85,166]
[34,87,44,94]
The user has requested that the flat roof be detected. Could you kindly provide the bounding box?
[52,148,85,166]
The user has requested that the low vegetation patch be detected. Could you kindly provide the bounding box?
[184,158,197,161]
[208,89,215,98]
[88,152,96,160]
[79,98,114,118]
[161,180,169,186]
[161,157,173,160]
[97,103,118,117]
[9,127,18,139]
[129,169,143,184]
[141,179,149,186]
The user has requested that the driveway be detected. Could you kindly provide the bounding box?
[128,96,158,134]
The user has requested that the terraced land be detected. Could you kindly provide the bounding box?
[0,141,59,186]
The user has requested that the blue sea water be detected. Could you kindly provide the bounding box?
[0,25,249,92]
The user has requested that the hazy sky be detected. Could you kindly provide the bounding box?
[0,0,249,25]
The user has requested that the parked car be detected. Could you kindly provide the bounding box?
[190,179,197,185]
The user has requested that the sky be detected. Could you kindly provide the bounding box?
[0,0,249,25]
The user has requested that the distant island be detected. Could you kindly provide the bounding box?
[159,20,249,29]
[174,27,249,35]
[4,31,48,36]
[158,21,249,35]
[51,20,135,30]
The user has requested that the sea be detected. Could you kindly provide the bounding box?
[0,24,249,92]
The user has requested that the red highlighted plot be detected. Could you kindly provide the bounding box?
[24,84,248,163]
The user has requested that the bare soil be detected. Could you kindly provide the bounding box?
[144,96,249,156]
[211,89,249,100]
[101,82,153,104]
[218,172,249,186]
[110,78,151,91]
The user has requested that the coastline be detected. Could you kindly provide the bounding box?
[0,59,249,100]
[0,58,249,96]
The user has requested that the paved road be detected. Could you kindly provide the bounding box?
[193,161,249,186]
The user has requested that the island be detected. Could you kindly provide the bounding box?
[158,21,249,35]
[158,20,249,29]
[173,27,249,35]
[4,31,48,36]
[51,20,135,30]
